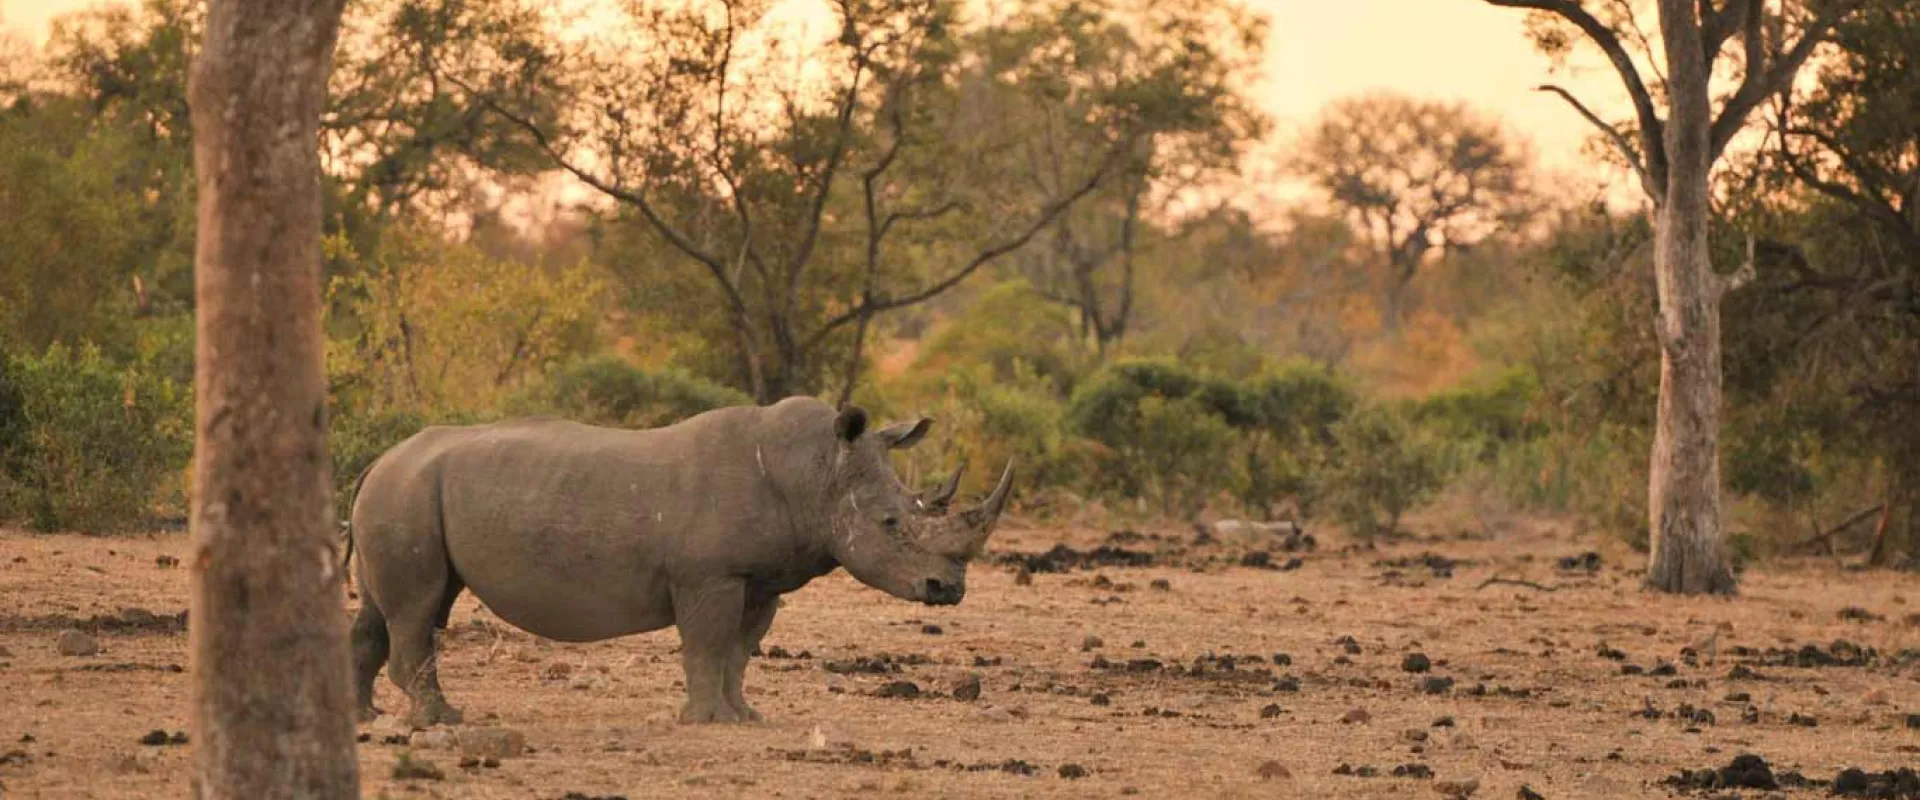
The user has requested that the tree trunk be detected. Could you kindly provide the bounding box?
[188,0,358,796]
[1643,0,1734,595]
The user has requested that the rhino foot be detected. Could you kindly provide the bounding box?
[679,701,754,725]
[406,701,464,728]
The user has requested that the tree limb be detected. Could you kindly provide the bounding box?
[1701,0,1755,59]
[1484,0,1668,194]
[1709,0,1863,158]
[805,141,1123,348]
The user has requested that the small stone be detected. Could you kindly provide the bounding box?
[139,730,170,746]
[1260,704,1283,719]
[391,753,444,781]
[1403,729,1429,742]
[1081,635,1104,651]
[1058,764,1089,779]
[155,555,178,568]
[876,681,920,699]
[1834,768,1869,793]
[1256,760,1291,779]
[1149,579,1171,591]
[807,725,829,750]
[55,629,99,657]
[952,674,983,702]
[458,756,480,769]
[920,624,943,635]
[543,661,573,680]
[1402,653,1432,673]
[409,729,455,750]
[1342,708,1371,725]
[1273,677,1301,693]
[977,706,1015,723]
[369,715,412,739]
[568,673,606,691]
[0,645,13,658]
[1421,676,1455,695]
[1394,763,1434,779]
[1862,689,1889,706]
[1090,693,1111,706]
[1435,777,1480,798]
[1518,786,1545,800]
[1906,713,1920,729]
[1432,716,1455,728]
[456,727,526,761]
[1013,566,1033,586]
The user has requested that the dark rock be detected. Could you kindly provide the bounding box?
[1260,704,1283,719]
[875,681,921,699]
[1421,677,1455,695]
[1393,763,1433,779]
[1402,653,1432,673]
[1058,764,1089,779]
[952,674,982,702]
[1518,786,1545,800]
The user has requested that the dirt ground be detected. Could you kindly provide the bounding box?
[2,518,1917,800]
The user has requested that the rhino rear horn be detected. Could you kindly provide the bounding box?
[921,460,966,513]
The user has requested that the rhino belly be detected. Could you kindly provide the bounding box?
[444,521,676,643]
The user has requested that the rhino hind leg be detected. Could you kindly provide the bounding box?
[387,569,468,727]
[672,580,753,724]
[724,596,779,722]
[350,600,390,722]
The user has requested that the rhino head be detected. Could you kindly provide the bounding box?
[823,407,1013,606]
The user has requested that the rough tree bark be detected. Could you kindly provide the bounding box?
[188,0,357,796]
[1486,0,1857,594]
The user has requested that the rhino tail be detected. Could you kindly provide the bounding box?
[339,460,377,583]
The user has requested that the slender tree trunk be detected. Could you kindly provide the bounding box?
[1644,0,1734,595]
[188,0,358,796]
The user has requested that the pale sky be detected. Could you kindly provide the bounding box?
[1,0,1638,204]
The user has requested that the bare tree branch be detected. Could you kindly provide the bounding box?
[1484,0,1669,193]
[1701,0,1755,57]
[1709,0,1863,158]
[806,142,1123,349]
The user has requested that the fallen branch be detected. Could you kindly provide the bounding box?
[1476,576,1562,592]
[1794,504,1884,551]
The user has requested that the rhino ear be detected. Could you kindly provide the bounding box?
[834,406,870,443]
[874,418,933,450]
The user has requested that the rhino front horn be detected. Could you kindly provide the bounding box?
[962,459,1015,534]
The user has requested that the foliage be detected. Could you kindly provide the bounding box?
[911,280,1088,394]
[1065,359,1248,516]
[1234,361,1354,518]
[325,226,606,416]
[512,355,752,429]
[1314,404,1448,540]
[0,343,190,533]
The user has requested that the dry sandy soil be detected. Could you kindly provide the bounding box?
[2,519,1917,800]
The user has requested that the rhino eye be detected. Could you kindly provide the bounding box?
[882,515,900,530]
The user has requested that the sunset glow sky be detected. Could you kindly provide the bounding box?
[2,0,1640,206]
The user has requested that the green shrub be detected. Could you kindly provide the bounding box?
[1235,362,1355,518]
[329,406,457,520]
[0,343,190,532]
[1066,359,1247,517]
[1314,404,1447,539]
[514,355,752,428]
[913,280,1087,394]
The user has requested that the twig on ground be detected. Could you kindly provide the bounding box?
[1476,576,1562,592]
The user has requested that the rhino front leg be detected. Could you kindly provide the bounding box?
[724,595,779,722]
[672,580,751,724]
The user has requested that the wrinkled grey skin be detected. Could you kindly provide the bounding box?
[346,396,1012,726]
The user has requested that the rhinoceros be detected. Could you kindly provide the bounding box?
[343,397,1012,726]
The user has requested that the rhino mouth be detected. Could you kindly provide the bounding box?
[920,578,964,605]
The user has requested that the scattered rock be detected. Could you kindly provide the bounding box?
[1273,677,1300,693]
[1596,644,1627,661]
[1090,693,1111,706]
[1555,552,1602,572]
[1341,708,1371,725]
[1013,566,1033,586]
[1394,763,1433,779]
[1432,716,1455,728]
[1838,607,1883,622]
[1149,579,1171,591]
[391,752,444,781]
[55,629,99,657]
[138,729,186,746]
[1081,635,1104,651]
[1255,760,1291,779]
[1789,712,1818,727]
[1403,653,1433,673]
[409,729,455,750]
[1260,704,1283,719]
[1403,729,1430,742]
[155,555,179,568]
[1907,714,1919,730]
[457,727,526,761]
[1058,764,1089,779]
[1864,689,1890,706]
[542,662,573,681]
[952,674,982,702]
[1435,777,1481,798]
[1518,786,1545,800]
[875,681,921,699]
[1663,753,1777,791]
[1421,677,1455,695]
[997,544,1156,573]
